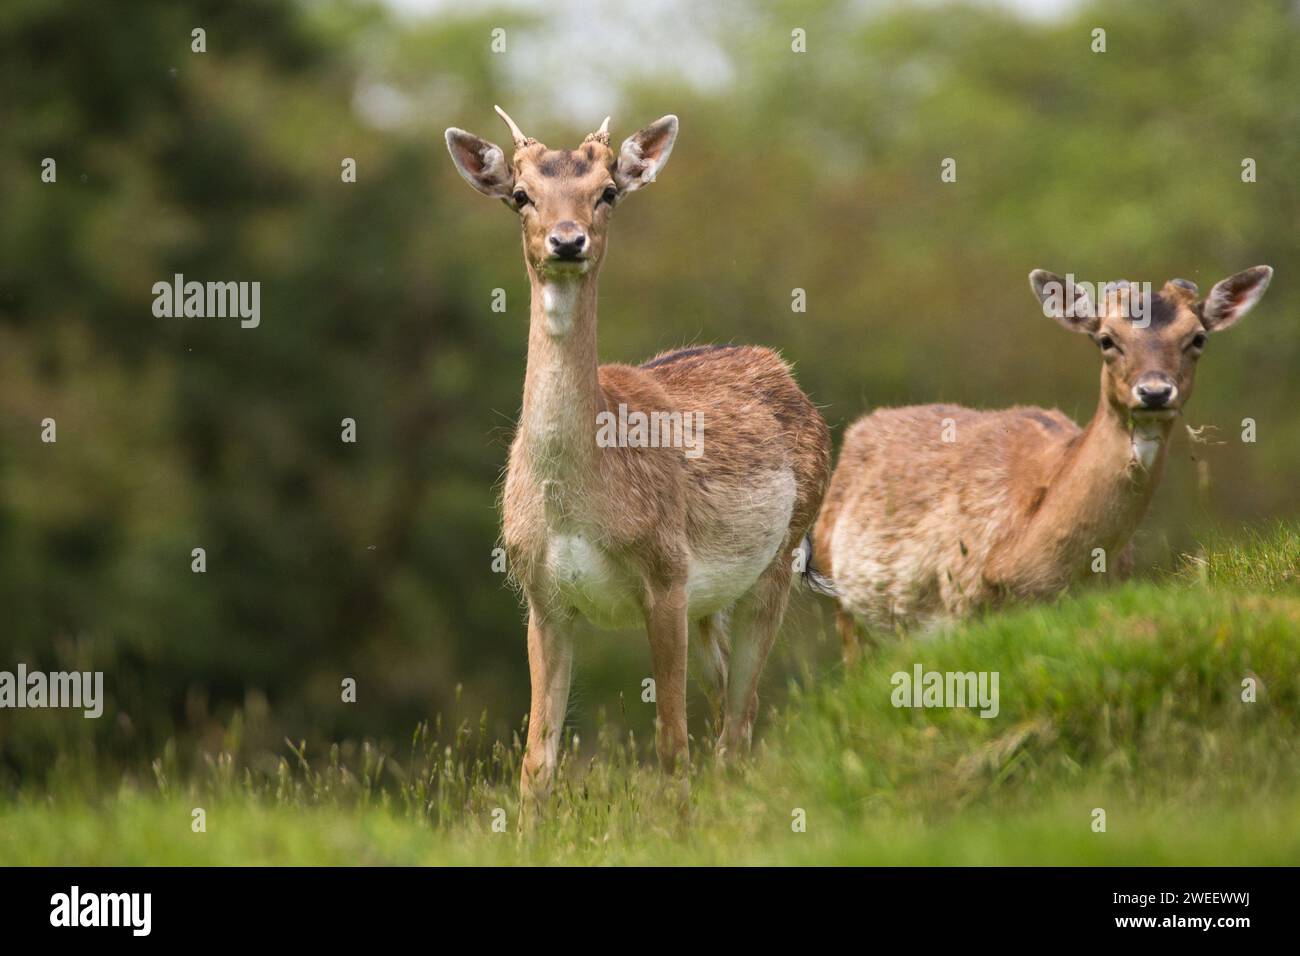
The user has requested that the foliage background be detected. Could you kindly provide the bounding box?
[0,0,1296,787]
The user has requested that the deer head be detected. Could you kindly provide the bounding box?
[444,107,678,280]
[1030,266,1273,424]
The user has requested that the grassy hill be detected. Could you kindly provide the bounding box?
[2,524,1298,865]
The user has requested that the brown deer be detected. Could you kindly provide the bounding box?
[813,267,1273,660]
[445,108,830,800]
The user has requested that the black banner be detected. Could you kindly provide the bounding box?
[0,867,1280,941]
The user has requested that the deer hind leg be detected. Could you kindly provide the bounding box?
[520,605,575,805]
[645,579,690,777]
[720,555,793,758]
[692,611,730,746]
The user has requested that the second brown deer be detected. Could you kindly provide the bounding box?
[813,267,1273,660]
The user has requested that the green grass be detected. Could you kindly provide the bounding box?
[1174,521,1300,593]
[2,526,1299,865]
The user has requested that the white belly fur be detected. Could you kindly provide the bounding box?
[546,468,797,628]
[546,532,642,628]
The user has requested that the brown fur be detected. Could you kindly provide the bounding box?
[447,113,830,801]
[815,269,1272,656]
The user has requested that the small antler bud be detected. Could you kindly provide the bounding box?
[494,104,535,149]
[584,116,612,146]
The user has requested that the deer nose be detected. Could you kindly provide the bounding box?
[548,222,587,259]
[1133,379,1177,409]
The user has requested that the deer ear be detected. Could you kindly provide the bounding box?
[445,128,514,199]
[1029,269,1097,334]
[1201,265,1273,332]
[615,115,678,194]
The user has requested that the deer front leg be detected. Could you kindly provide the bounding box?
[645,579,690,776]
[520,605,575,805]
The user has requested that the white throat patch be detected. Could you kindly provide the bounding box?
[1131,420,1166,471]
[541,282,579,336]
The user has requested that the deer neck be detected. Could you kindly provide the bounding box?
[518,265,606,487]
[1006,392,1173,582]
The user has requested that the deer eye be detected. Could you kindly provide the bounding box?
[1098,334,1117,352]
[512,189,531,208]
[1189,332,1207,351]
[598,185,617,206]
